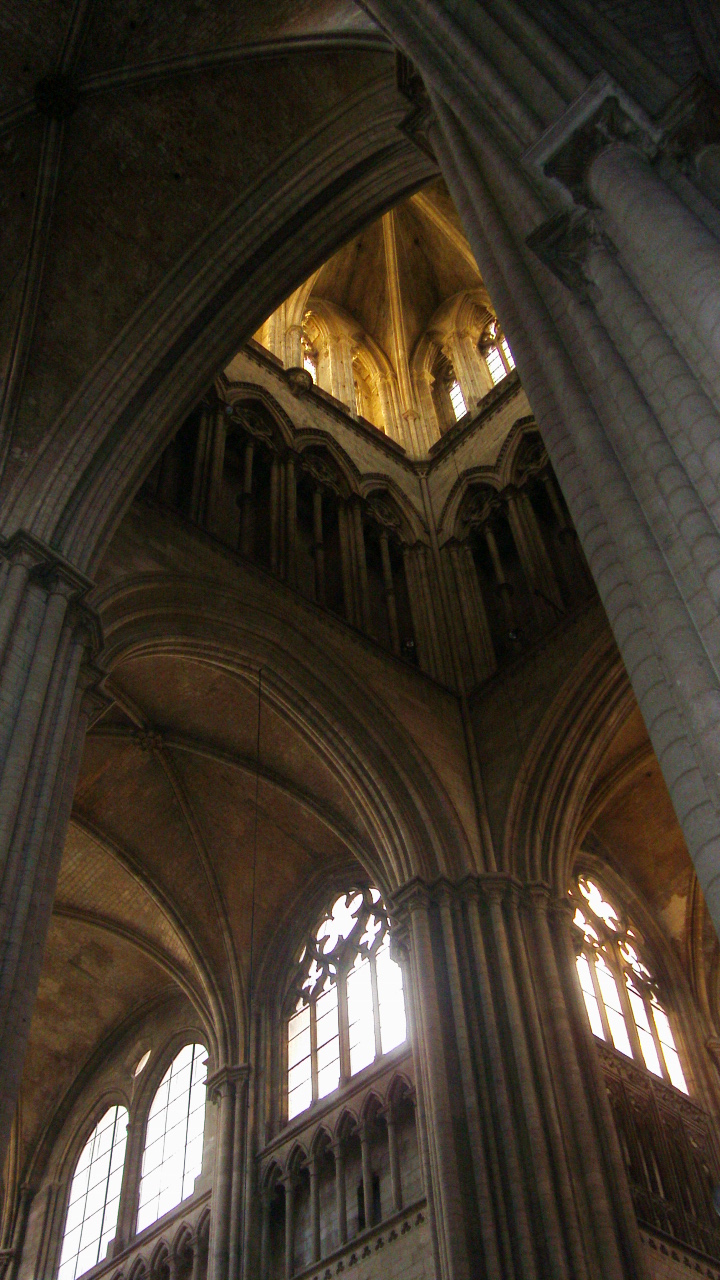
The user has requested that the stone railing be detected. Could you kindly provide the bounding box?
[599,1041,720,1263]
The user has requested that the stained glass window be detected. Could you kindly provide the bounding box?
[571,876,688,1093]
[136,1044,207,1232]
[58,1106,128,1280]
[287,888,406,1120]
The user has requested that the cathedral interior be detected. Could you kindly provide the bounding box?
[2,3,720,1280]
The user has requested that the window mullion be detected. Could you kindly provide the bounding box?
[648,995,672,1085]
[614,945,644,1064]
[310,996,319,1103]
[370,952,382,1060]
[588,950,613,1043]
[338,972,350,1086]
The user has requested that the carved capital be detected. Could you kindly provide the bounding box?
[526,209,611,301]
[205,1064,249,1103]
[523,72,660,205]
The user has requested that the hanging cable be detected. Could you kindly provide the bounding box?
[239,666,262,1280]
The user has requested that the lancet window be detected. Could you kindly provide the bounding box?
[287,889,406,1121]
[137,1044,208,1231]
[448,380,467,421]
[58,1106,129,1280]
[572,876,688,1092]
[484,337,515,385]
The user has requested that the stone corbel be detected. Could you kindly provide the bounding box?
[522,71,662,205]
[525,208,611,302]
[284,366,314,398]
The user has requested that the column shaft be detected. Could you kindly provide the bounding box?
[379,531,401,654]
[333,1144,347,1246]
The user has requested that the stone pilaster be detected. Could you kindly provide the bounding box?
[0,531,105,1168]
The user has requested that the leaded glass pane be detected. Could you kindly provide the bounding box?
[137,1044,207,1232]
[58,1106,128,1280]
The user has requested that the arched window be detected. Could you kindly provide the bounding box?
[572,876,688,1093]
[287,888,406,1121]
[58,1106,128,1280]
[485,338,515,385]
[137,1044,207,1232]
[449,380,467,421]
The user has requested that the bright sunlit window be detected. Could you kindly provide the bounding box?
[449,380,467,421]
[287,888,406,1120]
[485,346,507,385]
[303,349,317,383]
[58,1106,128,1280]
[136,1044,207,1232]
[572,876,687,1093]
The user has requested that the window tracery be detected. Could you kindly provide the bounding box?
[571,876,687,1093]
[287,889,406,1121]
[137,1044,208,1232]
[58,1106,128,1280]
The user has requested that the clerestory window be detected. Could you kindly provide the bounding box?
[287,888,406,1121]
[58,1106,128,1280]
[572,876,687,1093]
[449,380,467,421]
[136,1043,208,1232]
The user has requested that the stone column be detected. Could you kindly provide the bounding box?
[282,1175,296,1280]
[312,488,325,607]
[192,1227,207,1280]
[112,1112,144,1252]
[413,367,442,445]
[190,400,213,523]
[446,540,496,684]
[332,1140,347,1247]
[443,330,491,409]
[206,1066,247,1280]
[337,504,356,627]
[285,455,297,590]
[378,530,401,655]
[307,1156,321,1262]
[258,1192,271,1280]
[359,1123,373,1232]
[227,1067,249,1280]
[206,1072,235,1280]
[284,324,304,371]
[0,532,104,1167]
[505,485,563,626]
[375,373,402,440]
[205,404,228,536]
[238,440,254,559]
[393,876,649,1280]
[385,1111,403,1213]
[483,521,516,635]
[350,501,371,633]
[269,455,280,576]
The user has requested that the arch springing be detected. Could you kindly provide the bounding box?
[58,1106,128,1280]
[137,1045,208,1232]
[287,889,406,1121]
[572,876,687,1093]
